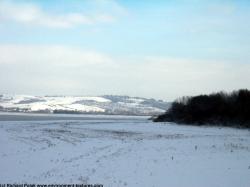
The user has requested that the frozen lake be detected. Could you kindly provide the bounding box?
[0,113,250,187]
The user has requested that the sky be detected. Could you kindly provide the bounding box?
[0,0,250,101]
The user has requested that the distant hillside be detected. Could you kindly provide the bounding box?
[0,94,170,116]
[154,89,250,128]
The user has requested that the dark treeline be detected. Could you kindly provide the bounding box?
[154,89,250,128]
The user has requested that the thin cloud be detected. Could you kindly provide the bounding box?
[0,44,249,100]
[0,1,117,28]
[0,45,114,66]
[91,0,129,16]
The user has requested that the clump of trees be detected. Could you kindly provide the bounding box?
[154,89,250,128]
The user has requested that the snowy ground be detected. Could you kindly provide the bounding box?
[0,114,250,187]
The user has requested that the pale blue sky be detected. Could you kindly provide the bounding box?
[0,0,250,100]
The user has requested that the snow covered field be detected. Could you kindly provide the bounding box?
[0,114,250,187]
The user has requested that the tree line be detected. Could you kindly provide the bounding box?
[154,89,250,128]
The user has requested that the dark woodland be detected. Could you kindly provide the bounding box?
[154,89,250,128]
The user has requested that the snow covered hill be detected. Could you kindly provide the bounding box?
[0,94,170,115]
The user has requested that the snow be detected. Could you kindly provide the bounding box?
[0,114,250,186]
[0,95,110,113]
[0,94,167,115]
[66,104,105,112]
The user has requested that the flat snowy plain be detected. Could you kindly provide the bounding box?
[0,113,250,187]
